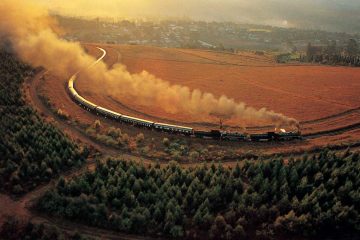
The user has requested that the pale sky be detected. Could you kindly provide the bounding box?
[36,0,360,32]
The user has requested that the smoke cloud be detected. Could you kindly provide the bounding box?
[0,0,299,129]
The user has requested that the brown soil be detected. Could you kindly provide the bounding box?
[39,43,360,155]
[3,43,359,240]
[75,44,360,132]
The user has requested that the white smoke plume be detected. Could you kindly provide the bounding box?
[0,0,299,129]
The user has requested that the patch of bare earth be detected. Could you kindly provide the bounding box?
[39,43,360,157]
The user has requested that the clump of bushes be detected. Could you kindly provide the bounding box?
[163,138,189,160]
[56,108,69,120]
[85,120,147,152]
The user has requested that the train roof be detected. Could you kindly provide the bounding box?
[278,131,300,135]
[224,132,247,136]
[154,122,193,130]
[69,89,78,97]
[121,115,154,124]
[76,95,97,108]
[96,106,122,116]
[68,75,76,87]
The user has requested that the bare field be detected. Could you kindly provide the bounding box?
[77,44,360,130]
[39,43,360,156]
[117,46,360,121]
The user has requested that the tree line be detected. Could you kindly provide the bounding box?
[0,50,88,195]
[38,149,360,239]
[301,39,360,66]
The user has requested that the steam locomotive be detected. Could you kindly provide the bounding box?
[194,130,301,141]
[68,76,301,142]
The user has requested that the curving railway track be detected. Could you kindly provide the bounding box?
[68,47,303,142]
[4,44,357,240]
[70,46,360,141]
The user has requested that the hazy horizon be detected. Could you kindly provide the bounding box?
[37,0,360,33]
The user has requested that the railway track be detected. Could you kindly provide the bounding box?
[304,122,360,139]
[6,44,357,240]
[72,46,360,141]
[108,94,360,136]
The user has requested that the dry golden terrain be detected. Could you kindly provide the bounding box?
[39,43,360,155]
[76,44,360,132]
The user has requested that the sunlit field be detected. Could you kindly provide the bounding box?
[1,0,360,239]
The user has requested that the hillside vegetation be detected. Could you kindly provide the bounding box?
[0,51,88,195]
[39,150,359,239]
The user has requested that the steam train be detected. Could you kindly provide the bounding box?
[68,76,301,142]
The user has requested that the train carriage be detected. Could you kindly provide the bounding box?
[74,94,97,110]
[221,132,247,141]
[154,123,193,135]
[250,133,272,142]
[68,87,78,98]
[66,49,301,143]
[120,115,154,127]
[276,131,302,141]
[96,106,122,119]
[194,130,222,140]
[68,76,75,89]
